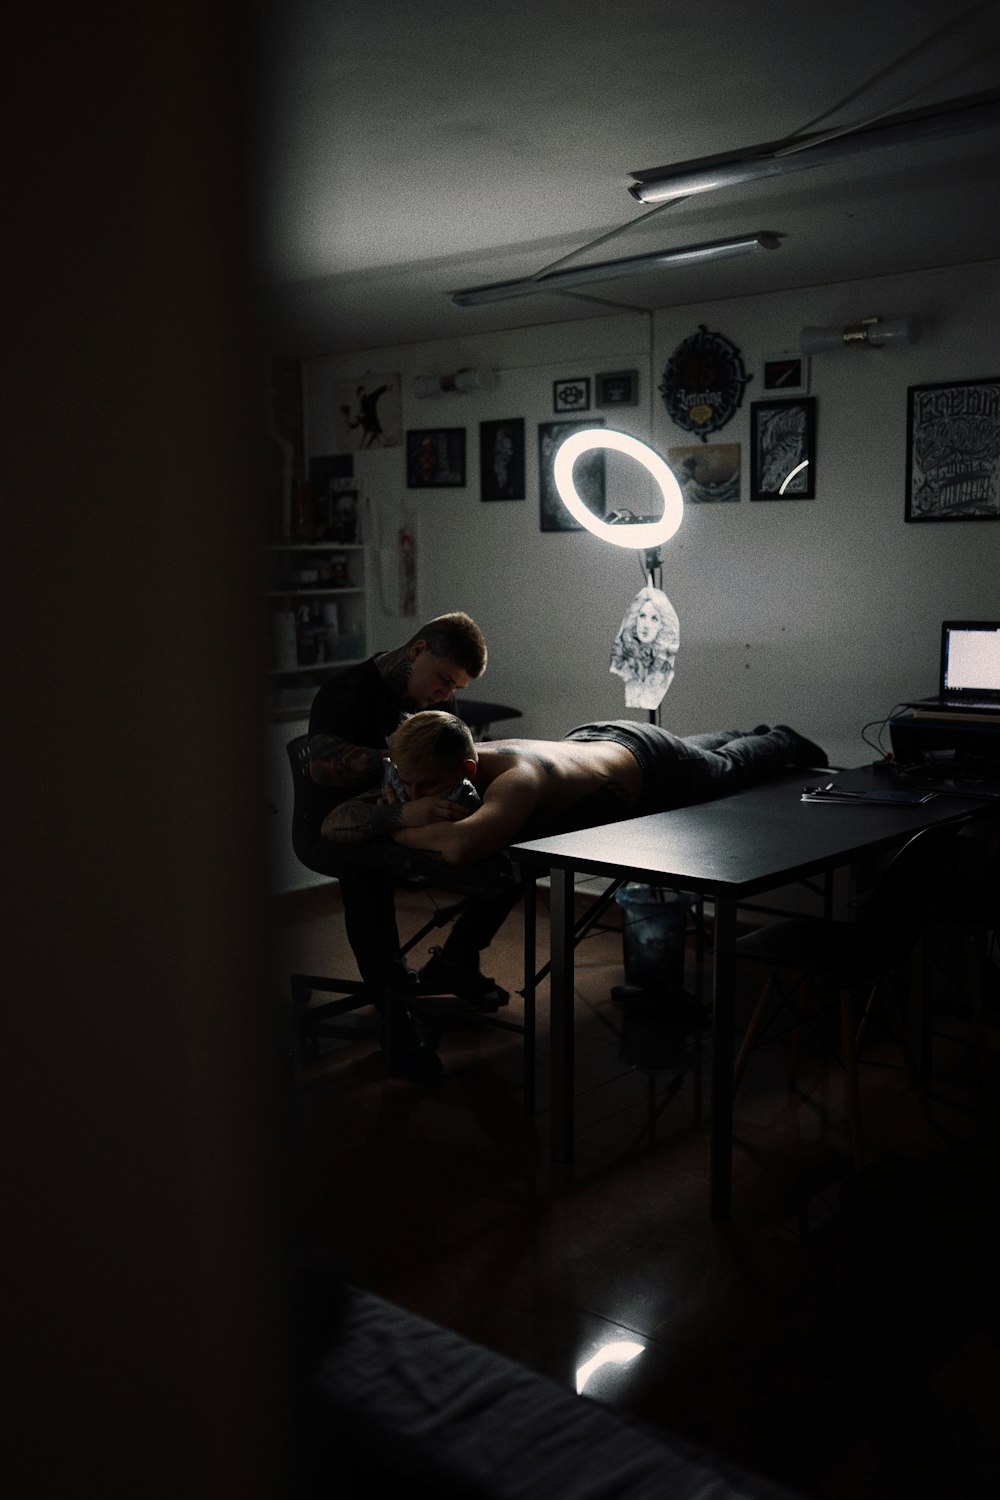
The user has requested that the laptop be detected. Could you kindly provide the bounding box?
[902,620,1000,714]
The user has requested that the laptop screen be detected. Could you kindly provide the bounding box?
[941,621,1000,696]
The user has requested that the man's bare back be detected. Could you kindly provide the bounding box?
[387,736,643,866]
[473,736,642,815]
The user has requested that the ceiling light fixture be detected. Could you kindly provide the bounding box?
[799,315,922,354]
[628,88,1000,205]
[450,234,780,308]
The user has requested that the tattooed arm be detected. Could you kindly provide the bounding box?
[321,781,472,844]
[391,764,542,864]
[307,733,385,788]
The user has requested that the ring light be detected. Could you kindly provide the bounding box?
[553,429,683,548]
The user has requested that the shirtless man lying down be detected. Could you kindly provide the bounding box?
[322,710,828,867]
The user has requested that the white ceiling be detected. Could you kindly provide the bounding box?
[253,0,1000,358]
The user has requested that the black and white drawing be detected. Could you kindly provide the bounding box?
[750,398,816,500]
[906,378,1000,522]
[610,585,680,710]
[333,373,402,450]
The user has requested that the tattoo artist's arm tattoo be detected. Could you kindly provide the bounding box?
[307,734,383,787]
[320,788,404,843]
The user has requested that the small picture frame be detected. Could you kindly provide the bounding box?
[595,369,639,407]
[761,353,810,397]
[405,427,467,488]
[750,398,816,501]
[479,417,526,501]
[553,377,591,414]
[905,378,1000,522]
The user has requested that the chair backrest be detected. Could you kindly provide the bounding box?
[854,821,966,971]
[286,733,339,875]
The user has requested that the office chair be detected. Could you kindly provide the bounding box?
[731,822,966,1169]
[285,735,535,1111]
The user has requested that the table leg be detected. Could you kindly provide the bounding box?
[710,895,736,1219]
[549,867,576,1164]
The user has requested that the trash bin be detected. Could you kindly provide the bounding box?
[615,884,694,991]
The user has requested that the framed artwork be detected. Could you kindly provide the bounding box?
[553,377,591,414]
[314,479,359,543]
[405,427,466,488]
[538,419,605,532]
[296,453,354,542]
[665,443,741,503]
[905,377,1000,522]
[479,418,526,501]
[761,353,810,396]
[659,324,751,441]
[596,369,639,407]
[333,372,402,450]
[750,398,816,500]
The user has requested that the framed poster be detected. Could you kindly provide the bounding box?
[665,443,741,503]
[538,419,605,531]
[333,372,402,450]
[553,377,591,414]
[750,398,816,500]
[596,369,639,407]
[479,418,526,501]
[905,378,1000,521]
[405,428,466,488]
[761,353,810,396]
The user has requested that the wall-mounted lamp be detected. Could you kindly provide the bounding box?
[799,315,921,354]
[412,366,498,398]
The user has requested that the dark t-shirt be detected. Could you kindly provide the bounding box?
[303,657,402,835]
[304,655,455,835]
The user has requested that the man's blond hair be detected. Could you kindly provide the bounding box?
[389,710,475,771]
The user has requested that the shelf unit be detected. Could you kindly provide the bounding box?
[264,542,367,717]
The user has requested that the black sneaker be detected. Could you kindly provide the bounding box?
[774,724,829,769]
[417,946,510,1013]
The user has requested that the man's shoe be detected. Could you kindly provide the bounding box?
[417,946,510,1013]
[774,725,829,769]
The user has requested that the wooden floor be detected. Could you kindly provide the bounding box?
[272,878,1000,1500]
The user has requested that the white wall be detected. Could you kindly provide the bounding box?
[304,260,1000,769]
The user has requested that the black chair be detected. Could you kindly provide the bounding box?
[732,821,967,1169]
[285,735,535,1111]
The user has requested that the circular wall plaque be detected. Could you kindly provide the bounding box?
[658,324,752,442]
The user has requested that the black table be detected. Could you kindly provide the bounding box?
[511,766,991,1218]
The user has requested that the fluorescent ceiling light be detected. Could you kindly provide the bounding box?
[554,430,683,549]
[628,88,1000,205]
[450,234,780,308]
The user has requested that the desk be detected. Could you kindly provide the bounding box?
[511,766,990,1218]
